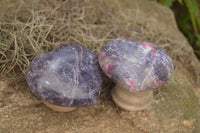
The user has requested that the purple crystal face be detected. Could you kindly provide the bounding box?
[27,44,102,107]
[98,38,174,92]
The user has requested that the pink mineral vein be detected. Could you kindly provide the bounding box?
[156,80,164,87]
[125,78,136,90]
[98,51,106,60]
[102,62,113,78]
[102,62,113,72]
[142,42,156,56]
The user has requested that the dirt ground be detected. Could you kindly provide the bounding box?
[0,0,200,133]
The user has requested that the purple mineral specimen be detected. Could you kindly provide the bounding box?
[27,44,102,107]
[98,38,174,92]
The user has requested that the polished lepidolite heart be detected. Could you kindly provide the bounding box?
[27,44,103,107]
[98,38,174,92]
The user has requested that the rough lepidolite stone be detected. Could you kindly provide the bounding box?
[98,38,174,92]
[27,44,102,107]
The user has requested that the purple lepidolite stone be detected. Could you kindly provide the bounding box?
[27,44,102,107]
[98,38,174,92]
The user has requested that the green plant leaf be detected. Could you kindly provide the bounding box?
[184,0,199,33]
[177,11,194,44]
[196,41,200,46]
[178,0,184,5]
[156,0,200,50]
[196,34,200,40]
[194,0,200,30]
[161,0,176,7]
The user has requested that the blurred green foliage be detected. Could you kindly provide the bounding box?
[155,0,200,57]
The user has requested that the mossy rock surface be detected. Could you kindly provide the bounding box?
[0,0,200,132]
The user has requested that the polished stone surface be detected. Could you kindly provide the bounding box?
[27,44,102,107]
[98,38,174,92]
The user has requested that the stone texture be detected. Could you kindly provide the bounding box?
[27,44,102,107]
[98,38,173,92]
[0,0,200,133]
